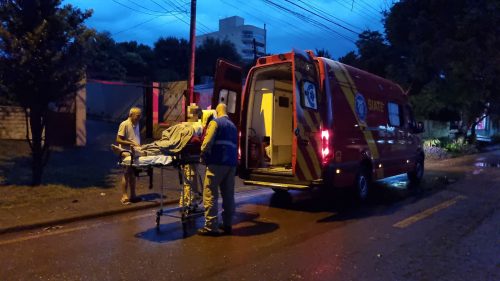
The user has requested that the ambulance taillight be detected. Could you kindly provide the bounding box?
[321,129,333,164]
[238,131,242,160]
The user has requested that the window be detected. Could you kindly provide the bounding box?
[388,102,401,126]
[301,80,317,110]
[218,89,237,113]
[404,105,415,129]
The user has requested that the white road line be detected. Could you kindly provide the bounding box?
[393,195,467,229]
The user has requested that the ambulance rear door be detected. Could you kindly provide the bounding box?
[212,59,243,127]
[292,50,323,181]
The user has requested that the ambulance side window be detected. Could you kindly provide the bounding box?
[404,105,416,129]
[218,89,237,113]
[301,80,318,110]
[388,102,401,127]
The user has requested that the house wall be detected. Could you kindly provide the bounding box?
[0,106,27,140]
[86,81,143,122]
[422,120,450,139]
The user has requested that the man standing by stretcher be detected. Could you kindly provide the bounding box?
[116,107,142,205]
[198,103,237,236]
[178,109,215,213]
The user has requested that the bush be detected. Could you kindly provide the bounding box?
[423,137,477,158]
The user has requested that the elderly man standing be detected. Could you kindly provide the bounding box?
[116,107,142,205]
[198,103,238,236]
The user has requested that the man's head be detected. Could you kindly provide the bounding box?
[215,103,228,118]
[129,107,142,125]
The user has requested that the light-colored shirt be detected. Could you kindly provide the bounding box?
[117,118,140,150]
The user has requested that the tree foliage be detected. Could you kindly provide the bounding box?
[338,31,389,77]
[315,48,332,59]
[384,0,500,134]
[196,37,242,81]
[0,0,93,185]
[87,32,126,80]
[153,36,189,82]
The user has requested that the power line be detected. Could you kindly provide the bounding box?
[357,0,384,14]
[221,0,309,40]
[332,0,381,25]
[148,0,170,12]
[112,15,165,35]
[296,0,364,33]
[112,0,183,16]
[260,0,357,43]
[124,0,171,14]
[281,0,359,35]
[157,0,213,34]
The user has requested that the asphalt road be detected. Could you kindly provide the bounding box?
[1,153,500,281]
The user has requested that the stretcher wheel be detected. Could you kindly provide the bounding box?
[156,210,162,230]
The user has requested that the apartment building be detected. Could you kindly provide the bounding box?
[196,16,266,62]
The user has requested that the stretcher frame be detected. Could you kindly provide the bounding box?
[117,147,203,234]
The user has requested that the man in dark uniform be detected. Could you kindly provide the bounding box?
[198,103,238,236]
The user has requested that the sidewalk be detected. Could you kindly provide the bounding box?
[0,167,259,234]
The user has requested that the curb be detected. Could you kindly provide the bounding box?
[0,199,178,235]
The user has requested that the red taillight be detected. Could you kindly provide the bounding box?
[321,129,333,164]
[238,131,242,160]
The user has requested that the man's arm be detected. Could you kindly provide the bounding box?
[201,120,218,158]
[116,135,139,147]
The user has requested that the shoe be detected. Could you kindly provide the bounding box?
[218,224,232,235]
[197,227,221,237]
[121,197,131,205]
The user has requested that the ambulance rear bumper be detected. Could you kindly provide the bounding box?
[243,180,311,189]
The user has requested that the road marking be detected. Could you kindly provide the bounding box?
[0,225,90,246]
[0,188,271,246]
[393,195,467,229]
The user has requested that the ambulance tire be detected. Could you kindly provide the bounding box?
[408,158,424,185]
[355,166,371,202]
[272,188,289,195]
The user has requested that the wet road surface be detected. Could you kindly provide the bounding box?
[1,152,500,280]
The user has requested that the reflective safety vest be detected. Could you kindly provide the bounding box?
[205,116,237,166]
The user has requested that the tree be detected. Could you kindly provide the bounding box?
[384,0,500,140]
[116,41,154,80]
[337,31,390,77]
[338,50,358,66]
[153,37,189,82]
[0,0,93,185]
[196,37,242,81]
[355,31,389,77]
[87,32,126,80]
[315,48,332,59]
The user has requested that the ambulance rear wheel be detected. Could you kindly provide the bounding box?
[408,158,424,185]
[272,188,289,194]
[355,166,371,201]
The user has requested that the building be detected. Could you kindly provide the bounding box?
[196,16,266,62]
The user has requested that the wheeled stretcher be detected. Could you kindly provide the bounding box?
[117,142,203,233]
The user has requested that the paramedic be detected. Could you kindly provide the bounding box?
[116,107,142,205]
[179,110,217,211]
[198,103,237,236]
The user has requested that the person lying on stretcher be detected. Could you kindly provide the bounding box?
[112,109,216,208]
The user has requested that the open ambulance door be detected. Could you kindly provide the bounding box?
[212,59,243,127]
[292,50,323,181]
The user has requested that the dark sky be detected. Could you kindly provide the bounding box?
[64,0,390,58]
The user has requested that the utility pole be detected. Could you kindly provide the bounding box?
[187,0,197,106]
